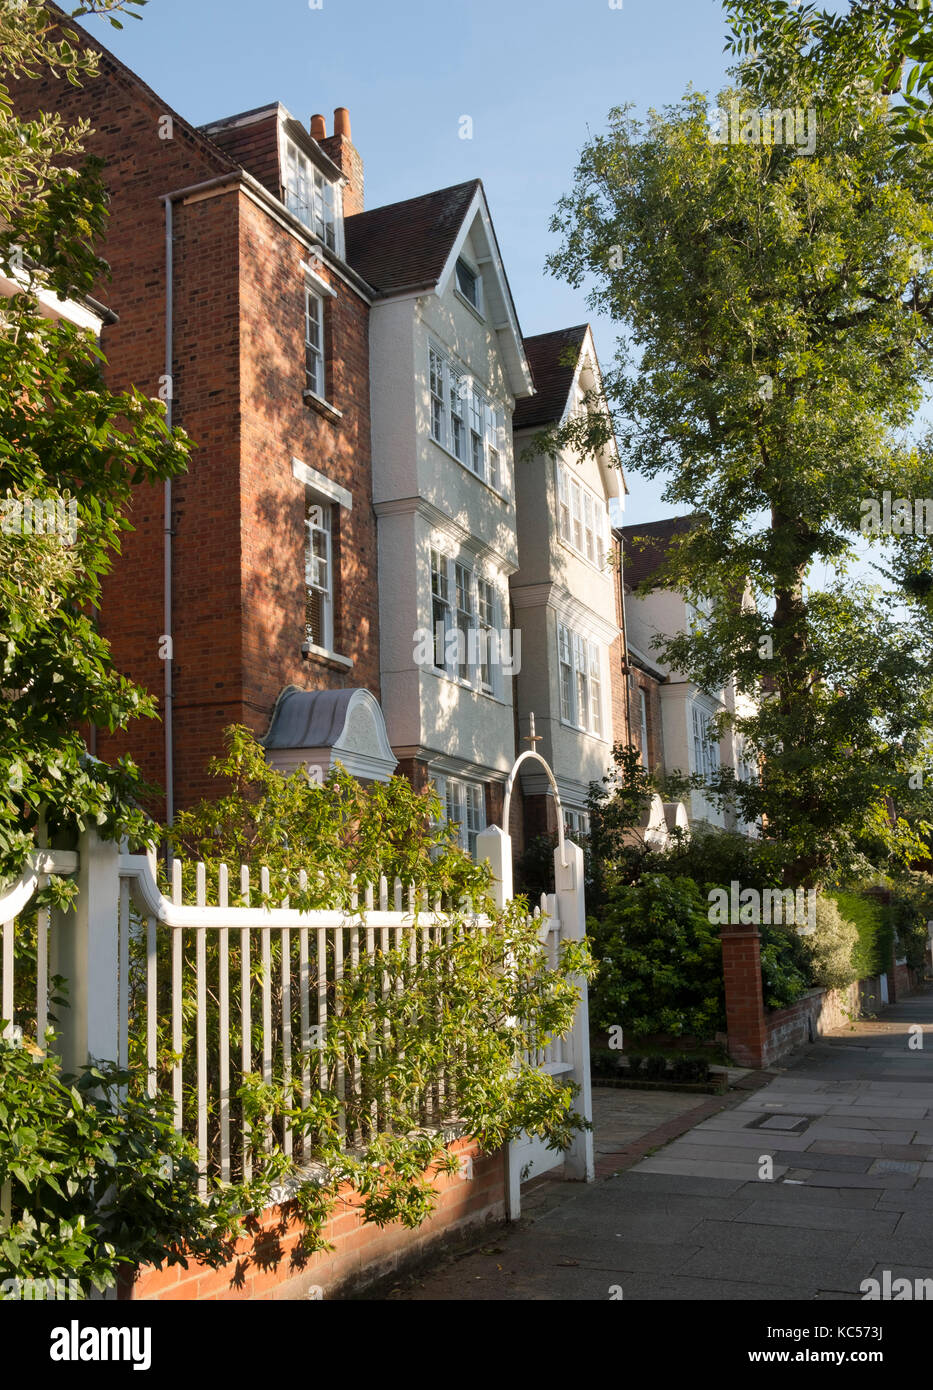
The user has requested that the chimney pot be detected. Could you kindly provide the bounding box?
[333,107,351,140]
[310,113,327,140]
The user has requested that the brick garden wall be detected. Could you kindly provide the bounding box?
[126,1137,504,1301]
[721,924,921,1069]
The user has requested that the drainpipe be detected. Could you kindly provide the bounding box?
[617,532,634,751]
[162,195,175,835]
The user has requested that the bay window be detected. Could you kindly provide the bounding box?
[427,343,506,493]
[556,462,609,569]
[557,622,603,736]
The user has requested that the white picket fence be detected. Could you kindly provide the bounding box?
[0,826,593,1216]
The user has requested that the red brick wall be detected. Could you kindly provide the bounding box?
[206,112,281,197]
[319,131,364,217]
[609,536,629,750]
[10,31,241,817]
[236,194,380,748]
[126,1137,503,1300]
[720,923,769,1068]
[11,28,381,816]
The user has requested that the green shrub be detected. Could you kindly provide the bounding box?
[888,874,933,972]
[831,891,893,980]
[799,896,859,992]
[671,1057,710,1083]
[588,875,725,1040]
[759,923,811,1009]
[0,1042,240,1295]
[645,1055,668,1081]
[653,824,786,895]
[626,1054,645,1074]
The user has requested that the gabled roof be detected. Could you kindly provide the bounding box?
[512,325,588,430]
[345,179,533,399]
[617,515,698,589]
[344,180,481,294]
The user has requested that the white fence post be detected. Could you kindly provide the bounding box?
[475,823,522,1218]
[475,824,513,909]
[554,839,594,1182]
[50,828,121,1073]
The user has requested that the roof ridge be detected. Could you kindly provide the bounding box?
[46,3,240,179]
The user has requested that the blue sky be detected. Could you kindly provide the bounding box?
[83,0,738,525]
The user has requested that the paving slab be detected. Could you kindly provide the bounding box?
[379,987,933,1302]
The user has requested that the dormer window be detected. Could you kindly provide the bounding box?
[455,258,482,314]
[284,138,341,252]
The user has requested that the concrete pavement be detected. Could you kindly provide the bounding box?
[384,990,933,1300]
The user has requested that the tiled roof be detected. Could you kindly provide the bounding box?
[344,180,481,294]
[617,514,698,589]
[512,325,588,430]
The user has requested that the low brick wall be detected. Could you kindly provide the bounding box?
[760,983,861,1067]
[722,923,923,1069]
[125,1137,504,1301]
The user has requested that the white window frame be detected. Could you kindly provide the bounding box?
[442,776,486,857]
[305,491,334,652]
[427,342,507,496]
[564,808,591,840]
[555,462,609,570]
[691,701,722,785]
[455,257,483,316]
[304,286,325,399]
[557,622,603,736]
[284,138,342,253]
[428,549,502,698]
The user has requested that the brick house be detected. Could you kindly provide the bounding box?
[11,19,395,821]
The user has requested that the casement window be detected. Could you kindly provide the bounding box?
[444,777,486,857]
[305,492,334,651]
[428,550,501,696]
[305,287,325,398]
[691,702,722,784]
[564,808,591,840]
[455,562,474,683]
[476,577,494,692]
[431,547,452,650]
[427,344,506,493]
[455,258,482,313]
[450,371,467,463]
[557,623,603,736]
[555,463,608,569]
[284,139,340,251]
[639,688,650,766]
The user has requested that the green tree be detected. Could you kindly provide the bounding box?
[547,86,933,888]
[726,0,933,150]
[0,0,189,885]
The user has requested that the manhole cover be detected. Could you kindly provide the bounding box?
[868,1159,921,1176]
[746,1113,811,1134]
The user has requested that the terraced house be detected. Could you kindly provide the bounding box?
[510,325,625,843]
[346,181,534,849]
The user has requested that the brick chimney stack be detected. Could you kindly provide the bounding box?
[317,106,364,218]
